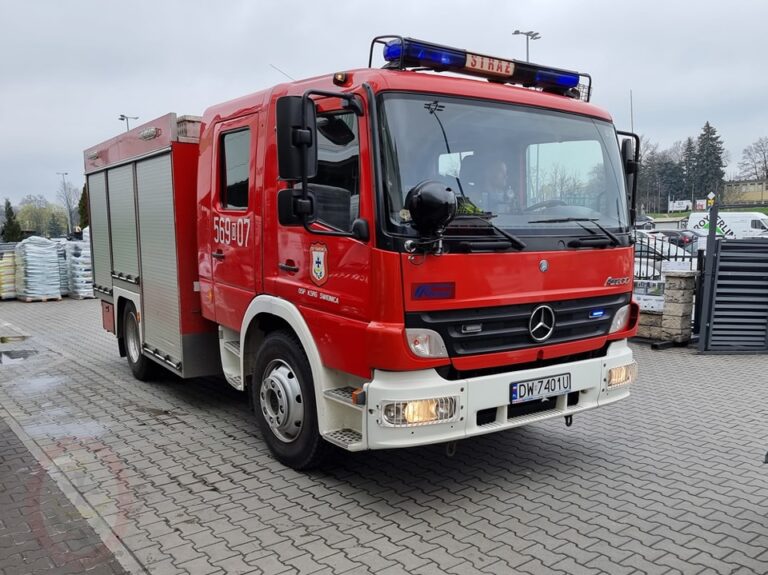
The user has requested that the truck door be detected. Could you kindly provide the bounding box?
[210,114,261,329]
[270,105,373,370]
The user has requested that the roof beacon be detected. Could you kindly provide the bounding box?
[375,36,588,100]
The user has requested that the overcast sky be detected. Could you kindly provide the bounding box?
[1,0,766,206]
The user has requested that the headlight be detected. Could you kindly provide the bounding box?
[607,362,638,388]
[610,304,631,333]
[405,328,448,358]
[381,397,458,427]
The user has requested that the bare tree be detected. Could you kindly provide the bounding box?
[738,137,768,181]
[57,181,80,233]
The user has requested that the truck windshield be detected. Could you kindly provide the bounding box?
[379,93,629,241]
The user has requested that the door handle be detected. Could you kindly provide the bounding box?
[279,261,299,273]
[212,251,225,260]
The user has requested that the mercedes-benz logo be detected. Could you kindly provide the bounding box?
[529,305,556,342]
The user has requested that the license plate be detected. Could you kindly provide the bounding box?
[510,373,572,404]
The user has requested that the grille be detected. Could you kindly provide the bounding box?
[406,293,630,357]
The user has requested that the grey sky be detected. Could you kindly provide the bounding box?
[2,0,765,206]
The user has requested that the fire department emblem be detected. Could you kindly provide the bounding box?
[310,243,328,286]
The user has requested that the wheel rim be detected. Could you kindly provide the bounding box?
[126,312,141,364]
[259,359,304,443]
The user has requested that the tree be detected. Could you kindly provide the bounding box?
[17,195,49,235]
[57,180,80,233]
[694,122,726,199]
[47,211,64,238]
[1,199,22,242]
[738,137,768,181]
[78,183,89,228]
[681,137,697,203]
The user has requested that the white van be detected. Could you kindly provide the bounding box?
[686,211,768,240]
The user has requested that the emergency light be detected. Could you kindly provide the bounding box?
[373,36,589,100]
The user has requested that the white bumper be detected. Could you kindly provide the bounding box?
[365,340,634,449]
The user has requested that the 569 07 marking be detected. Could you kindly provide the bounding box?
[213,216,250,247]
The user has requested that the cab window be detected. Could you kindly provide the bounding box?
[221,129,250,210]
[309,112,359,231]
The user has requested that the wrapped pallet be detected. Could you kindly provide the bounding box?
[54,239,70,296]
[0,243,16,299]
[15,236,61,301]
[66,239,94,299]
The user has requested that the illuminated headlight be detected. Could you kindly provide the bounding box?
[405,328,448,358]
[607,362,638,388]
[609,304,631,333]
[381,397,459,427]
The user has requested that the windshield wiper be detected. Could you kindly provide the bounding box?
[451,215,527,250]
[528,217,620,246]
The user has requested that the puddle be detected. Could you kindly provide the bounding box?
[0,335,29,343]
[0,349,38,364]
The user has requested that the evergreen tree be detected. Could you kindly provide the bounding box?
[78,184,89,228]
[694,122,726,200]
[47,212,64,238]
[1,199,22,242]
[681,137,697,203]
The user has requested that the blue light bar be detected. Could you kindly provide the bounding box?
[377,36,586,99]
[589,309,606,319]
[534,69,580,89]
[384,39,466,69]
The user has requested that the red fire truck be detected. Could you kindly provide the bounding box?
[85,36,640,469]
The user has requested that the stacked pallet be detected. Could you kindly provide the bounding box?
[67,238,94,299]
[0,243,16,300]
[55,240,70,297]
[15,236,61,302]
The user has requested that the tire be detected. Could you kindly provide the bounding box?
[123,301,154,381]
[250,330,328,470]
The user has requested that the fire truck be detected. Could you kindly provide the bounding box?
[85,36,640,469]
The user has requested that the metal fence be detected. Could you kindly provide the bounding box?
[633,232,698,281]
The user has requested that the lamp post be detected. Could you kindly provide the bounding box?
[512,30,541,62]
[56,172,71,233]
[118,114,138,132]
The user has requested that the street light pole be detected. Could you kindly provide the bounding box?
[118,114,138,132]
[56,171,71,233]
[512,30,541,62]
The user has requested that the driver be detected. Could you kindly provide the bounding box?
[480,157,518,214]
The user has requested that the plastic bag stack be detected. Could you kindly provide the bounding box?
[66,239,94,299]
[55,240,70,297]
[0,243,16,300]
[15,236,61,300]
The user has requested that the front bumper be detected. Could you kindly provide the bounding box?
[364,340,634,449]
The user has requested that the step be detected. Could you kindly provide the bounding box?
[223,340,241,357]
[323,387,363,410]
[325,428,364,450]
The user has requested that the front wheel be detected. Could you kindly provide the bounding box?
[251,331,328,470]
[123,301,154,381]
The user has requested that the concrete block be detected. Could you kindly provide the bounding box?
[662,301,693,318]
[664,289,694,305]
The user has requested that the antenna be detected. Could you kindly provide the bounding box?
[270,64,295,81]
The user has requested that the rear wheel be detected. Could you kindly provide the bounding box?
[123,301,154,381]
[251,331,328,470]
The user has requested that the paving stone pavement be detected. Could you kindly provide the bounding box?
[1,298,768,575]
[0,398,127,574]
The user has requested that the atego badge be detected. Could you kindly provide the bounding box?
[310,243,328,286]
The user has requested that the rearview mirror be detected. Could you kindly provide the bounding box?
[276,96,317,180]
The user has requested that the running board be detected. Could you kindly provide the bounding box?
[325,428,364,451]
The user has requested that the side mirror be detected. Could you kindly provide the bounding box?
[278,187,315,226]
[404,180,457,237]
[276,96,318,180]
[618,131,640,227]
